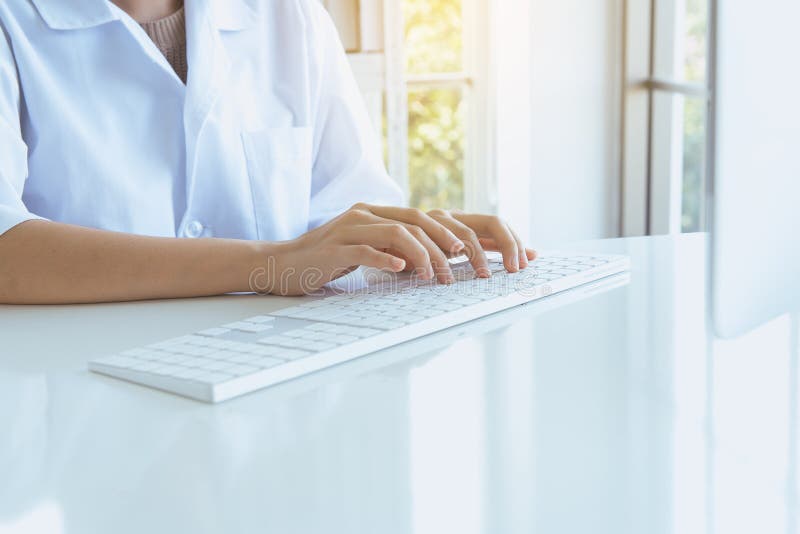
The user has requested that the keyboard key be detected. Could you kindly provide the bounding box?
[306,341,338,352]
[245,315,276,324]
[149,340,181,351]
[251,357,284,369]
[228,353,261,364]
[182,356,212,367]
[227,341,261,353]
[283,338,314,349]
[450,297,483,306]
[297,331,321,341]
[340,326,381,338]
[371,320,409,330]
[182,345,215,357]
[151,364,187,376]
[270,306,308,317]
[431,303,460,312]
[306,323,336,332]
[317,296,345,304]
[222,321,274,333]
[202,350,235,361]
[130,361,163,372]
[281,338,315,350]
[294,309,331,320]
[135,350,167,361]
[156,344,186,354]
[376,310,405,319]
[283,329,308,338]
[162,354,194,365]
[197,327,231,337]
[97,355,139,368]
[171,367,208,380]
[334,334,360,344]
[278,349,313,361]
[226,365,260,376]
[248,345,283,357]
[257,335,296,347]
[549,269,579,276]
[199,360,233,372]
[353,317,385,327]
[179,336,209,345]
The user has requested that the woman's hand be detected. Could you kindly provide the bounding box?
[256,203,536,296]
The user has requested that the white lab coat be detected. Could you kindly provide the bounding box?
[0,0,403,241]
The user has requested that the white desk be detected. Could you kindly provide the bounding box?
[1,234,798,534]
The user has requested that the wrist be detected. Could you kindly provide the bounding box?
[244,239,299,294]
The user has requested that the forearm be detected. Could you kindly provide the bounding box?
[0,220,271,304]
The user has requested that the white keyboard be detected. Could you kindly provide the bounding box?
[89,252,630,402]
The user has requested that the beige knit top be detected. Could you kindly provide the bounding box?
[139,7,188,84]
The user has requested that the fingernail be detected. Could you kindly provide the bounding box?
[391,258,406,271]
[454,241,466,252]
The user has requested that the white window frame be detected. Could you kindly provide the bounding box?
[621,0,711,236]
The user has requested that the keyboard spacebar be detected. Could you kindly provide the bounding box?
[283,307,435,329]
[271,306,351,320]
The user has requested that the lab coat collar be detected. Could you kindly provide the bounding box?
[30,0,254,31]
[30,0,117,30]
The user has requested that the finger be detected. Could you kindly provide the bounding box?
[345,208,454,283]
[349,224,435,280]
[365,205,466,256]
[506,224,529,268]
[393,223,454,283]
[451,214,519,273]
[430,215,491,278]
[478,238,537,261]
[341,245,406,272]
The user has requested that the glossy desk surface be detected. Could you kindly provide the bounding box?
[1,234,798,534]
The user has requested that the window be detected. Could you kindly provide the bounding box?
[622,0,711,235]
[679,0,709,232]
[324,0,494,214]
[400,0,485,212]
[403,0,467,210]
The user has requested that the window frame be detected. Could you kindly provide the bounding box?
[621,0,712,236]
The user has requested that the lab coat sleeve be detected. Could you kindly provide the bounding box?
[0,23,44,237]
[302,0,405,230]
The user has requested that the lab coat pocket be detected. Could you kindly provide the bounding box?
[242,127,313,240]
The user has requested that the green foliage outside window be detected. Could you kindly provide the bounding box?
[407,89,465,210]
[403,0,466,211]
[403,0,462,74]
